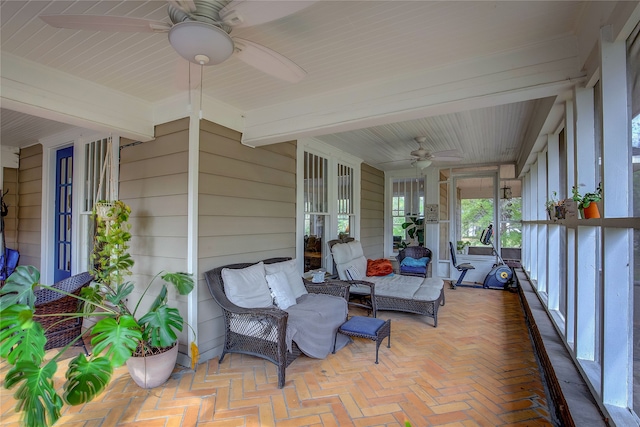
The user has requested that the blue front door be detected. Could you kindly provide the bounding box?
[54,147,73,282]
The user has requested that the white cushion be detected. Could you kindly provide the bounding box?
[266,271,297,309]
[264,259,308,299]
[222,262,273,308]
[345,265,363,280]
[331,241,368,280]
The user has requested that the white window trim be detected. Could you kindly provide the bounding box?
[296,138,361,273]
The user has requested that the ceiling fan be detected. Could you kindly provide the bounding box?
[39,0,311,83]
[392,136,463,169]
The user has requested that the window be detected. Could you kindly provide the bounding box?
[391,177,424,250]
[455,175,496,248]
[337,163,354,239]
[303,151,328,272]
[300,147,360,272]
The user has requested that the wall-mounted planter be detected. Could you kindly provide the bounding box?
[582,202,600,219]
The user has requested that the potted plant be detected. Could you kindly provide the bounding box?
[0,266,196,427]
[456,240,470,254]
[401,216,425,246]
[0,202,197,427]
[571,183,602,219]
[545,191,559,221]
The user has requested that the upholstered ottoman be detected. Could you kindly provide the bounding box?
[334,316,391,363]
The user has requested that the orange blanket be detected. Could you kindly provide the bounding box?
[366,258,394,276]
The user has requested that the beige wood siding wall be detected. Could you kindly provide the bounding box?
[360,163,384,259]
[18,145,42,269]
[118,119,190,350]
[2,168,18,249]
[198,120,296,358]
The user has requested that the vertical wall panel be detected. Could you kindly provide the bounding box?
[2,168,18,249]
[360,164,384,259]
[18,144,42,269]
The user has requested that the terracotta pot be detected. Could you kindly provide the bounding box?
[126,343,178,388]
[582,202,600,219]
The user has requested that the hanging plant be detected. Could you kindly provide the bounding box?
[90,200,133,291]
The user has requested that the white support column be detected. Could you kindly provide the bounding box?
[186,112,199,366]
[564,101,575,199]
[547,134,561,310]
[536,151,547,294]
[564,99,576,345]
[528,163,538,280]
[573,86,596,194]
[599,25,632,408]
[572,84,596,363]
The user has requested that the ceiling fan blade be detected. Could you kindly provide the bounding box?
[40,15,171,33]
[220,1,316,28]
[232,38,306,83]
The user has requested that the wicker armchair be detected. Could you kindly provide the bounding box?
[34,272,93,351]
[397,246,432,277]
[204,258,349,389]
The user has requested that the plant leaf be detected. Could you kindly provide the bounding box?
[148,284,168,313]
[90,316,141,367]
[139,306,183,348]
[4,359,63,427]
[0,266,40,308]
[105,282,134,306]
[0,305,46,365]
[63,354,113,406]
[161,272,194,295]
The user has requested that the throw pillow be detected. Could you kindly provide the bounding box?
[400,256,430,267]
[222,262,273,308]
[264,259,308,299]
[345,265,363,280]
[366,258,394,276]
[265,271,297,309]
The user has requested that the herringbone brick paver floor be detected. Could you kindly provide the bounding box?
[1,286,552,426]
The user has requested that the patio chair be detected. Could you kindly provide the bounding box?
[397,246,432,277]
[449,241,475,289]
[34,272,94,351]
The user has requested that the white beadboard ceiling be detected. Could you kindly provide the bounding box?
[0,0,600,173]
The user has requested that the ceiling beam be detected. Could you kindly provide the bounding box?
[241,35,584,147]
[1,53,155,142]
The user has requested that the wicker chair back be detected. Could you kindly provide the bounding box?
[34,272,93,350]
[397,246,432,277]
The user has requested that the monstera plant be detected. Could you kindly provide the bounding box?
[0,264,196,424]
[400,216,425,248]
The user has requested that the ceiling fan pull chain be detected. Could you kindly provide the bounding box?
[188,61,192,113]
[199,63,204,120]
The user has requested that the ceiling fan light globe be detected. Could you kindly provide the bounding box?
[168,21,233,65]
[414,159,432,169]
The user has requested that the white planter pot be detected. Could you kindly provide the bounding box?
[126,344,178,389]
